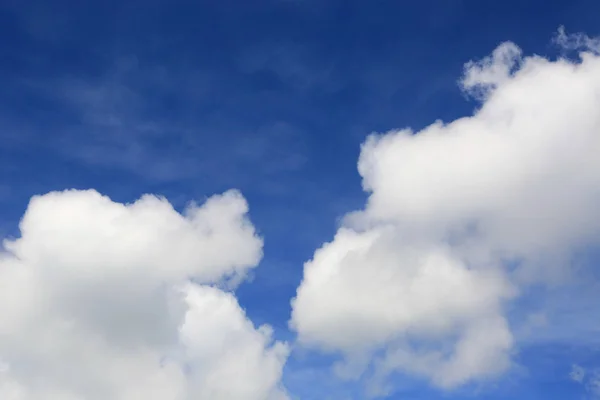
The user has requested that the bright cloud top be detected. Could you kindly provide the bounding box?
[0,189,289,400]
[291,30,600,394]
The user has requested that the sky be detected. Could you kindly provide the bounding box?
[1,0,600,399]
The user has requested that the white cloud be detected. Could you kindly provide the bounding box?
[290,29,600,394]
[569,364,600,398]
[590,371,600,398]
[571,364,586,383]
[0,189,289,400]
[554,26,600,55]
[461,41,522,99]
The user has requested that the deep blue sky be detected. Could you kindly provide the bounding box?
[1,0,600,398]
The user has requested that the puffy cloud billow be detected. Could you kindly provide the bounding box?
[291,29,600,393]
[0,189,289,400]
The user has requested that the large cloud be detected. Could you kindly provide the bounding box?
[0,189,289,400]
[290,29,600,394]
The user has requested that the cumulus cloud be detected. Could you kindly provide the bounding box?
[290,28,600,395]
[0,189,289,400]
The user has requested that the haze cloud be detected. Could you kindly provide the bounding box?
[0,189,289,400]
[291,29,600,394]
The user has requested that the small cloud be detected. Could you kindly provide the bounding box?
[460,41,522,99]
[590,372,600,397]
[554,26,600,54]
[568,365,600,399]
[571,364,586,383]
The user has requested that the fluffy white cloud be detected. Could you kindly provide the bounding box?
[0,189,289,400]
[291,29,600,394]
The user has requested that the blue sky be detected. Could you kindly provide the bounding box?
[2,0,600,399]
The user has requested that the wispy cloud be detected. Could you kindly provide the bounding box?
[571,365,586,383]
